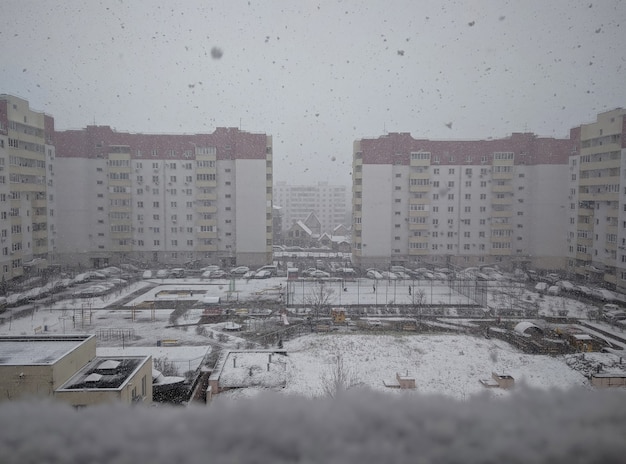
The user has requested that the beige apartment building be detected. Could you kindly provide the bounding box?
[0,334,152,406]
[567,108,626,292]
[54,126,273,269]
[352,132,572,271]
[0,94,57,282]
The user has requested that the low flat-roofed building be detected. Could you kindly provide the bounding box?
[0,334,151,405]
[0,334,96,401]
[55,355,152,406]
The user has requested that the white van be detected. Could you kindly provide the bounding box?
[256,265,278,276]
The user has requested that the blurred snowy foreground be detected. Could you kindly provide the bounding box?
[1,388,625,464]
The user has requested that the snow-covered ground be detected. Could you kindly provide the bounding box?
[2,276,625,400]
[216,333,590,401]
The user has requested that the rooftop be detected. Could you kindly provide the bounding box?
[58,355,149,391]
[0,335,94,365]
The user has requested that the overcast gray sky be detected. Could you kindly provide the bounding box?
[2,0,624,186]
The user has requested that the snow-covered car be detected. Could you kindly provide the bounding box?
[603,310,626,323]
[208,270,228,279]
[380,271,398,280]
[393,271,411,280]
[309,270,330,279]
[230,266,250,276]
[301,268,318,277]
[591,288,616,302]
[142,270,153,279]
[366,270,383,280]
[156,269,170,279]
[200,265,221,273]
[573,285,592,297]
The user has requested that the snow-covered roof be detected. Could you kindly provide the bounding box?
[514,321,544,335]
[0,335,93,365]
[295,220,313,236]
[216,350,288,389]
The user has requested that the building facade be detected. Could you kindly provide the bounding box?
[567,108,626,292]
[54,126,273,269]
[0,95,57,283]
[273,181,350,237]
[352,132,572,271]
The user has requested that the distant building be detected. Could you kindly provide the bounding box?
[54,126,273,269]
[567,108,626,292]
[272,205,284,246]
[0,334,152,406]
[352,132,572,270]
[274,181,350,236]
[284,218,316,248]
[0,94,57,282]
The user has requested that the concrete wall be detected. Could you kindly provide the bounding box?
[361,164,393,265]
[235,158,269,267]
[590,375,626,388]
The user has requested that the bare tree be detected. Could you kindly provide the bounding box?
[411,288,426,321]
[304,282,335,322]
[320,354,362,398]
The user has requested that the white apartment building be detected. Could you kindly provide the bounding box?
[273,181,350,236]
[352,132,571,271]
[567,108,626,292]
[54,126,273,269]
[0,95,57,282]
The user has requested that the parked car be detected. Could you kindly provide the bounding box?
[602,303,620,313]
[604,310,626,323]
[309,270,330,279]
[591,288,616,302]
[171,268,186,278]
[301,268,318,277]
[390,265,409,274]
[202,270,227,279]
[394,271,411,280]
[366,270,383,280]
[200,265,221,273]
[230,266,250,275]
[142,270,153,279]
[380,271,398,280]
[256,265,278,276]
[156,269,170,279]
[545,273,560,284]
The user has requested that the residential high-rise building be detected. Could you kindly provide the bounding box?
[54,126,273,269]
[352,132,571,271]
[567,108,626,292]
[0,95,56,282]
[273,181,350,236]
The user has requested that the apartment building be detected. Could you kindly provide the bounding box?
[567,108,626,292]
[0,95,57,282]
[352,132,571,271]
[54,125,273,269]
[273,181,350,236]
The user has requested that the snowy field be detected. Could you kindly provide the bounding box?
[218,333,590,401]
